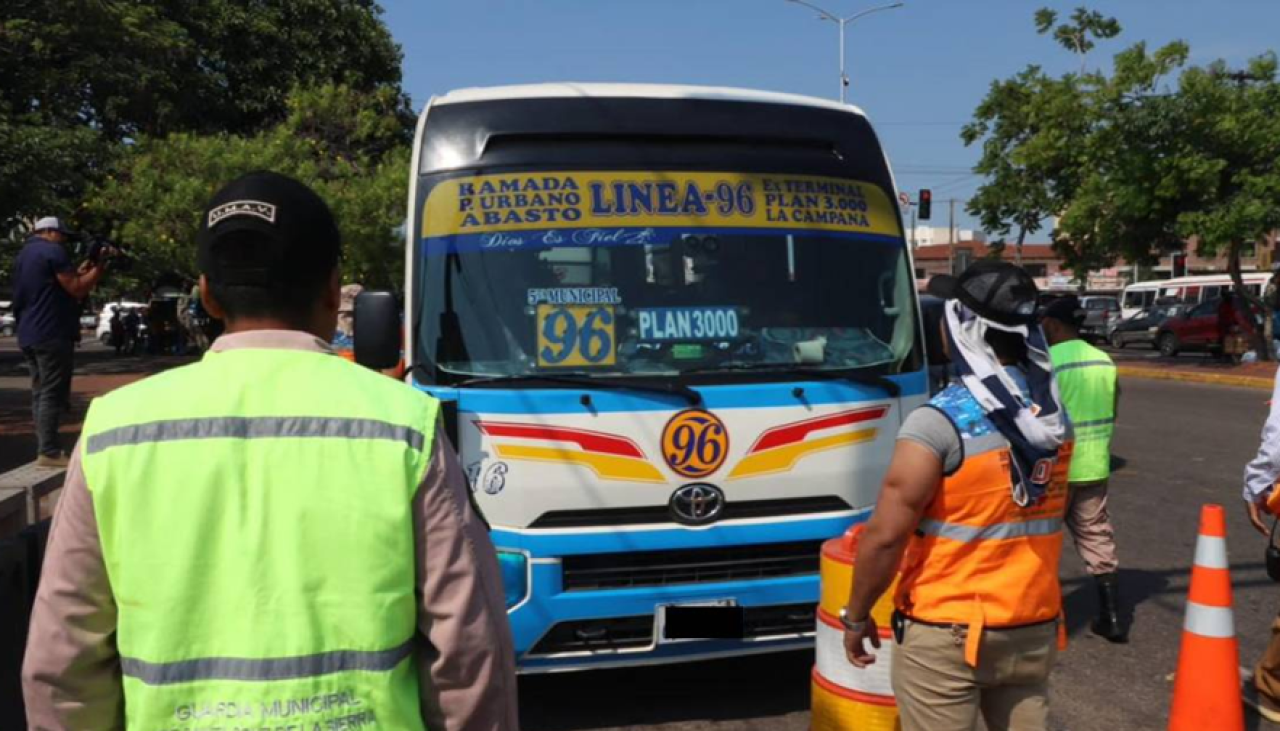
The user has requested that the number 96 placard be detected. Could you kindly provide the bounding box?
[536,304,616,367]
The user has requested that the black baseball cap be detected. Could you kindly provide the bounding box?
[1040,295,1086,328]
[196,171,340,286]
[927,260,1040,326]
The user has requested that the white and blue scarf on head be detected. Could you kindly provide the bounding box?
[944,300,1069,506]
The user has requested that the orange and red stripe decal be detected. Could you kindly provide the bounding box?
[476,406,890,484]
[474,421,645,459]
[728,407,887,481]
[747,407,888,454]
[475,420,664,483]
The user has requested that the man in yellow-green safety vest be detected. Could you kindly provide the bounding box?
[1041,296,1128,643]
[23,171,519,730]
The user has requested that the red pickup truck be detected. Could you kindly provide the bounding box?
[1155,296,1258,357]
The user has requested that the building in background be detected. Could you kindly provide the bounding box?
[913,241,1068,291]
[912,233,1280,293]
[909,226,985,249]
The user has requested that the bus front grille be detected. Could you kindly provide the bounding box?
[525,603,817,657]
[560,540,824,591]
[529,496,853,529]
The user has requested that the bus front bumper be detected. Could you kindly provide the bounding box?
[494,512,866,673]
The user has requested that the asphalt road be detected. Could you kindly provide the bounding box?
[1050,377,1276,731]
[4,337,1275,729]
[518,376,1280,731]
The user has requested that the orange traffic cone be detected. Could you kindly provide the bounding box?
[1169,504,1243,731]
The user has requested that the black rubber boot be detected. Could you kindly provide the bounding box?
[1092,572,1129,643]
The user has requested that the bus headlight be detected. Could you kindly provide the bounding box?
[497,551,529,609]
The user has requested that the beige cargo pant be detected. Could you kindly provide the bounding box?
[1254,615,1280,713]
[891,620,1058,731]
[1066,479,1119,575]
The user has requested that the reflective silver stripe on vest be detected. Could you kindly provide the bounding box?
[120,640,414,686]
[1072,417,1116,429]
[86,416,425,455]
[918,517,1063,542]
[1054,360,1115,373]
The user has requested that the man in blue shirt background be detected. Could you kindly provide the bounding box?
[11,217,111,466]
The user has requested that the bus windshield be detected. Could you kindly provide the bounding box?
[414,169,916,381]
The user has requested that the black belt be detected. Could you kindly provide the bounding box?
[893,609,1056,644]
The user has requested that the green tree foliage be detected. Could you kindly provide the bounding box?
[962,68,1090,265]
[1052,40,1192,274]
[0,0,407,231]
[0,108,109,289]
[164,0,409,137]
[1034,6,1121,72]
[1168,57,1280,264]
[966,6,1280,354]
[1055,50,1280,301]
[83,85,410,292]
[0,106,105,226]
[963,7,1126,270]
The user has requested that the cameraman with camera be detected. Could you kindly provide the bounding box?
[11,216,114,467]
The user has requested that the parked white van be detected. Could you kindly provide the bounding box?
[1120,273,1270,319]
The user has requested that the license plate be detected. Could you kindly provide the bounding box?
[656,599,743,643]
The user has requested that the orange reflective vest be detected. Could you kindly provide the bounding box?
[894,384,1073,666]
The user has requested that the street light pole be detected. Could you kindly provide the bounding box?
[838,17,845,102]
[786,0,905,104]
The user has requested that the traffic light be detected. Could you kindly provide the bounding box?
[918,189,932,220]
[1171,252,1188,278]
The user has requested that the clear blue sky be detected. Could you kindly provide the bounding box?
[379,0,1278,236]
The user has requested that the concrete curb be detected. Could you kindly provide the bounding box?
[1117,365,1274,391]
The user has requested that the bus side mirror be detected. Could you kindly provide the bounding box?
[354,291,400,370]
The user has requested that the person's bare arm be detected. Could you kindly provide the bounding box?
[22,444,123,729]
[843,440,942,666]
[56,261,106,300]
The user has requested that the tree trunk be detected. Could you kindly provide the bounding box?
[1015,226,1025,267]
[1227,241,1272,361]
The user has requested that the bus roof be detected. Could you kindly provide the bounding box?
[431,83,867,117]
[1125,272,1271,289]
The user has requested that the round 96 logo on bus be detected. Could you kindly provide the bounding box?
[661,410,729,479]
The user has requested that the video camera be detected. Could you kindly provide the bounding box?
[83,235,133,272]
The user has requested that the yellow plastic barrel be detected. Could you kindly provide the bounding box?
[811,525,901,731]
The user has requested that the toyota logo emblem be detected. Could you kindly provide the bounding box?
[669,483,726,525]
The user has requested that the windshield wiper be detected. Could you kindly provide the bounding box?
[678,363,901,398]
[454,372,703,406]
